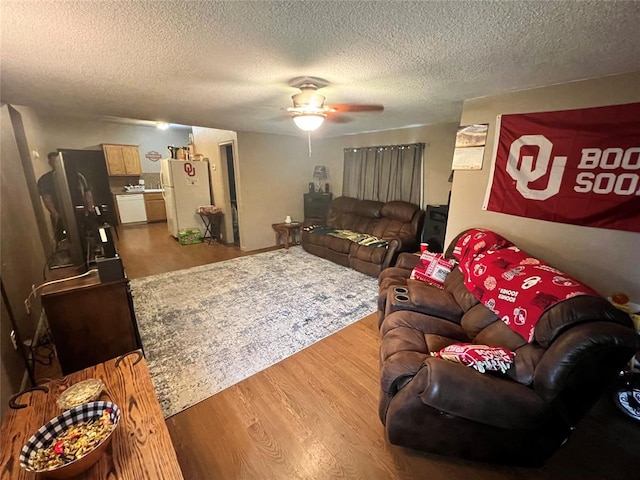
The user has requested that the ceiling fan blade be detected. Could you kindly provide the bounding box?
[329,104,384,113]
[326,115,353,124]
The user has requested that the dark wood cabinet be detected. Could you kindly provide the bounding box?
[41,271,142,375]
[304,192,333,224]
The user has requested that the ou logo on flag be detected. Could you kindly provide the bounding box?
[506,135,567,200]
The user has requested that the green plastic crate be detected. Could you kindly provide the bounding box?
[178,228,202,245]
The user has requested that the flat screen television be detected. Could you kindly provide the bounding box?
[52,149,117,269]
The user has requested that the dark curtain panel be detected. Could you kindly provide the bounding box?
[342,143,423,204]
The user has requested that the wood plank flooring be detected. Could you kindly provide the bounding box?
[38,222,640,479]
[33,222,275,380]
[115,222,277,279]
[166,314,640,480]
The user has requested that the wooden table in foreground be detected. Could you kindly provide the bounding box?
[0,351,183,480]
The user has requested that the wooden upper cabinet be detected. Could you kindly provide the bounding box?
[122,146,142,175]
[103,144,141,176]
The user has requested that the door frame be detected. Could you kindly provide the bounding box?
[218,141,240,245]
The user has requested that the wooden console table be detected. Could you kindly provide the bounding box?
[0,351,183,479]
[41,269,142,375]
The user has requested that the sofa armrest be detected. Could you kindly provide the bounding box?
[394,252,420,270]
[533,321,640,425]
[384,236,420,270]
[415,358,557,429]
[406,281,464,322]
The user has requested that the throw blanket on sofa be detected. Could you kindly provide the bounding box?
[453,229,599,342]
[305,226,388,248]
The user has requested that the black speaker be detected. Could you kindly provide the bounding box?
[95,256,125,283]
[421,205,449,253]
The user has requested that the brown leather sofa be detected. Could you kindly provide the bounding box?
[301,196,424,277]
[377,231,639,466]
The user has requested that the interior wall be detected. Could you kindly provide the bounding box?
[1,291,26,418]
[235,132,319,251]
[191,127,238,244]
[447,71,640,300]
[13,106,192,177]
[319,122,459,207]
[1,105,50,404]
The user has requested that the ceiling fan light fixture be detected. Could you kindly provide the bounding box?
[293,114,325,131]
[292,90,326,109]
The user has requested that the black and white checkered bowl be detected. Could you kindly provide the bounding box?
[20,401,120,478]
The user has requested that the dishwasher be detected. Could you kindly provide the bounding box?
[116,194,147,224]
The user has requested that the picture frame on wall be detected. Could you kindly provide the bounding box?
[451,124,489,170]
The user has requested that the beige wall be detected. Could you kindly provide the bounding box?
[1,105,50,408]
[192,127,237,244]
[448,71,640,300]
[233,123,459,252]
[1,295,26,419]
[235,132,319,251]
[14,107,192,176]
[319,122,459,207]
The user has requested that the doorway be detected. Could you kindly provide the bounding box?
[221,143,240,245]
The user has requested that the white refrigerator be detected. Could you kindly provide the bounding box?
[161,159,211,238]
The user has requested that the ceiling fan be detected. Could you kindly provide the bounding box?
[286,77,384,131]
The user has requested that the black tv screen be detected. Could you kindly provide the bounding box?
[52,149,116,268]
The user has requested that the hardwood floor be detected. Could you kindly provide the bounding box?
[115,222,277,279]
[166,313,640,480]
[38,223,640,478]
[33,222,275,381]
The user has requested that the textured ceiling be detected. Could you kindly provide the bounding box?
[2,1,640,138]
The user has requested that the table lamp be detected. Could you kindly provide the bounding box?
[313,165,327,192]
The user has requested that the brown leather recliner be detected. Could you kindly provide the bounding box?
[377,232,640,466]
[301,196,424,277]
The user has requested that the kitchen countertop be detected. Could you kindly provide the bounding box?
[114,189,164,195]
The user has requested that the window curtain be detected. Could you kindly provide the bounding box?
[342,143,424,205]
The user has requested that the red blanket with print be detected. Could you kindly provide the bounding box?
[453,229,600,342]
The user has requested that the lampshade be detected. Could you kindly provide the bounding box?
[313,165,327,180]
[293,114,325,131]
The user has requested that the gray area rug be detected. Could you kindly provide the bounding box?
[130,247,378,418]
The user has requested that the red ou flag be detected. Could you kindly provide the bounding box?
[483,102,640,233]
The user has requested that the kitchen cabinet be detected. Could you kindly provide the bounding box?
[144,192,167,222]
[103,144,142,176]
[116,194,147,224]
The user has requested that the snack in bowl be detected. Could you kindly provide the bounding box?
[56,378,105,410]
[20,401,120,479]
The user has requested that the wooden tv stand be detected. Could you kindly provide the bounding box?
[41,268,142,375]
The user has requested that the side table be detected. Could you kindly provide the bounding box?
[198,211,223,244]
[272,222,302,249]
[0,351,184,480]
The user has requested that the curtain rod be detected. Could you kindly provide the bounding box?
[343,142,425,152]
